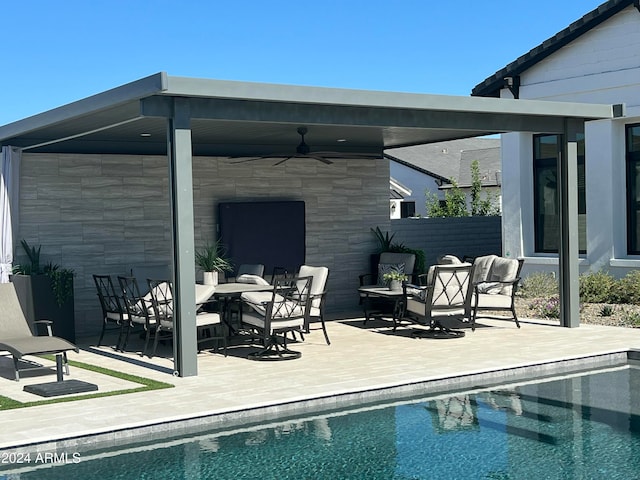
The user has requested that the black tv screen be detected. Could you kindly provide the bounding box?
[218,201,306,276]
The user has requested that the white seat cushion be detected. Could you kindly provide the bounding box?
[242,312,304,331]
[196,312,221,326]
[473,293,513,309]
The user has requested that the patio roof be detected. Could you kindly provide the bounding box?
[0,72,618,157]
[0,72,623,377]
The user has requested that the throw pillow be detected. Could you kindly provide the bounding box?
[377,262,405,286]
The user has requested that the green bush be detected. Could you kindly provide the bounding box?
[579,271,616,303]
[520,272,558,299]
[612,270,640,305]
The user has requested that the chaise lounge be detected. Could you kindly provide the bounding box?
[0,282,78,381]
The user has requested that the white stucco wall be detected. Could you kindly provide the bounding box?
[499,5,640,278]
[389,161,442,217]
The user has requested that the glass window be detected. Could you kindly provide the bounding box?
[626,124,640,254]
[533,134,586,253]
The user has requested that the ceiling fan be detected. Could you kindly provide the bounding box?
[229,127,379,166]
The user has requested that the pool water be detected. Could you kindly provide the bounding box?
[4,365,640,479]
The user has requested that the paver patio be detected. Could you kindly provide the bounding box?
[1,312,639,453]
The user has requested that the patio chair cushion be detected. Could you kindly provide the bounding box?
[488,257,520,295]
[195,284,216,306]
[471,255,498,284]
[241,292,303,318]
[377,263,405,286]
[437,254,462,265]
[237,274,271,286]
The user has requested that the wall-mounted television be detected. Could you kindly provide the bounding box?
[218,200,306,276]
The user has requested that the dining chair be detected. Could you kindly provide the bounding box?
[117,275,157,356]
[93,274,128,349]
[240,276,312,361]
[147,279,227,358]
[297,265,331,345]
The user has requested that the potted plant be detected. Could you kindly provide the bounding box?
[195,240,233,286]
[383,270,407,291]
[11,240,75,342]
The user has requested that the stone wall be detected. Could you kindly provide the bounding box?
[17,153,390,339]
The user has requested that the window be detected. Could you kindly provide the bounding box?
[626,124,640,254]
[533,134,586,253]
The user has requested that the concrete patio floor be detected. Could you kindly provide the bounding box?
[1,312,640,454]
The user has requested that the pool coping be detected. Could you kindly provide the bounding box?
[2,348,638,457]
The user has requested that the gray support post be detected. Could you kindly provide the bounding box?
[558,119,581,328]
[167,97,198,376]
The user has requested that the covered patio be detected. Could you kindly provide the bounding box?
[0,72,622,377]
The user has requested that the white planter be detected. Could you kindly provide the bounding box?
[389,280,402,291]
[203,271,219,286]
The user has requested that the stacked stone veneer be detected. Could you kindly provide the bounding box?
[18,153,390,339]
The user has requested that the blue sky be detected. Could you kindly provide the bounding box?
[0,0,606,125]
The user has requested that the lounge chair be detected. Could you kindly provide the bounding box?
[0,282,78,381]
[469,255,524,329]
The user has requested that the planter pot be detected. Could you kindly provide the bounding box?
[10,274,75,343]
[389,280,402,291]
[203,271,219,286]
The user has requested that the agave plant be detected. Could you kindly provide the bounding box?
[194,240,233,273]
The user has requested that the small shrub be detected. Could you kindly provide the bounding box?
[530,296,560,319]
[612,270,640,305]
[620,308,640,327]
[599,305,615,317]
[579,271,616,304]
[520,272,558,299]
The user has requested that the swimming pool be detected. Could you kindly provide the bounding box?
[3,363,640,479]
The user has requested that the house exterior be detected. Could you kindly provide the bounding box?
[389,177,414,218]
[386,138,501,217]
[472,0,640,277]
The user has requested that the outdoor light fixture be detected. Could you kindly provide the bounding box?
[503,76,520,99]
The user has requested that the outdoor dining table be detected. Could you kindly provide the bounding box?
[209,282,274,334]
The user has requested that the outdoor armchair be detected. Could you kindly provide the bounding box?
[0,282,78,381]
[359,252,416,288]
[403,263,472,338]
[469,255,524,329]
